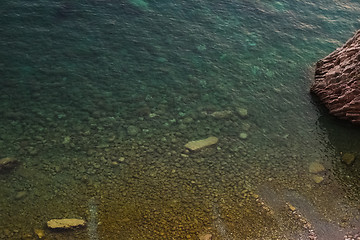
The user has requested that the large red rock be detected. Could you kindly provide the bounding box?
[311,30,360,124]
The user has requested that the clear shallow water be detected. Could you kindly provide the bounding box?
[1,0,360,239]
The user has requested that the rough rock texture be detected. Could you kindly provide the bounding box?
[311,30,360,124]
[47,218,86,229]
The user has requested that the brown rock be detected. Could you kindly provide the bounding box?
[342,153,356,165]
[185,137,219,151]
[0,157,18,171]
[311,30,360,124]
[47,219,86,229]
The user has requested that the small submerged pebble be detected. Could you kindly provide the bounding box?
[127,125,140,136]
[239,133,248,140]
[311,175,324,184]
[308,162,325,174]
[342,153,355,165]
[15,191,27,200]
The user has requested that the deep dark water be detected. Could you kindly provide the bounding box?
[1,0,360,239]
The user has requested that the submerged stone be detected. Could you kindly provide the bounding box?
[311,175,324,184]
[127,125,140,136]
[47,218,86,229]
[184,136,219,151]
[0,157,18,172]
[128,0,149,9]
[342,153,355,165]
[236,108,248,118]
[287,203,296,212]
[15,191,27,200]
[210,110,232,119]
[239,133,248,140]
[308,162,325,173]
[199,233,212,240]
[34,229,45,239]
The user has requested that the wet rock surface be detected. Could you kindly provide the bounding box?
[311,30,360,124]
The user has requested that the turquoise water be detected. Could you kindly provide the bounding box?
[1,0,360,239]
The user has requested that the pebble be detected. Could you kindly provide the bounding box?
[239,133,248,140]
[63,136,71,144]
[27,147,39,156]
[236,108,248,118]
[287,203,296,211]
[183,117,194,123]
[210,110,232,119]
[34,229,45,239]
[311,175,324,184]
[242,122,251,131]
[199,233,212,240]
[127,125,140,136]
[184,136,219,151]
[15,191,27,200]
[308,162,325,173]
[342,153,355,165]
[0,157,18,171]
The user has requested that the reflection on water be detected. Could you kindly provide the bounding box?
[1,0,360,239]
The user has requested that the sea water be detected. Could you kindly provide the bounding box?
[1,0,360,239]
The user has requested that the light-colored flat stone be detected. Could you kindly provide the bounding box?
[308,162,325,173]
[199,233,212,240]
[239,132,248,140]
[34,229,45,239]
[185,137,219,151]
[311,175,324,184]
[210,110,232,119]
[236,107,248,118]
[47,218,86,229]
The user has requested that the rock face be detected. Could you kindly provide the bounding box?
[311,30,360,124]
[47,219,86,229]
